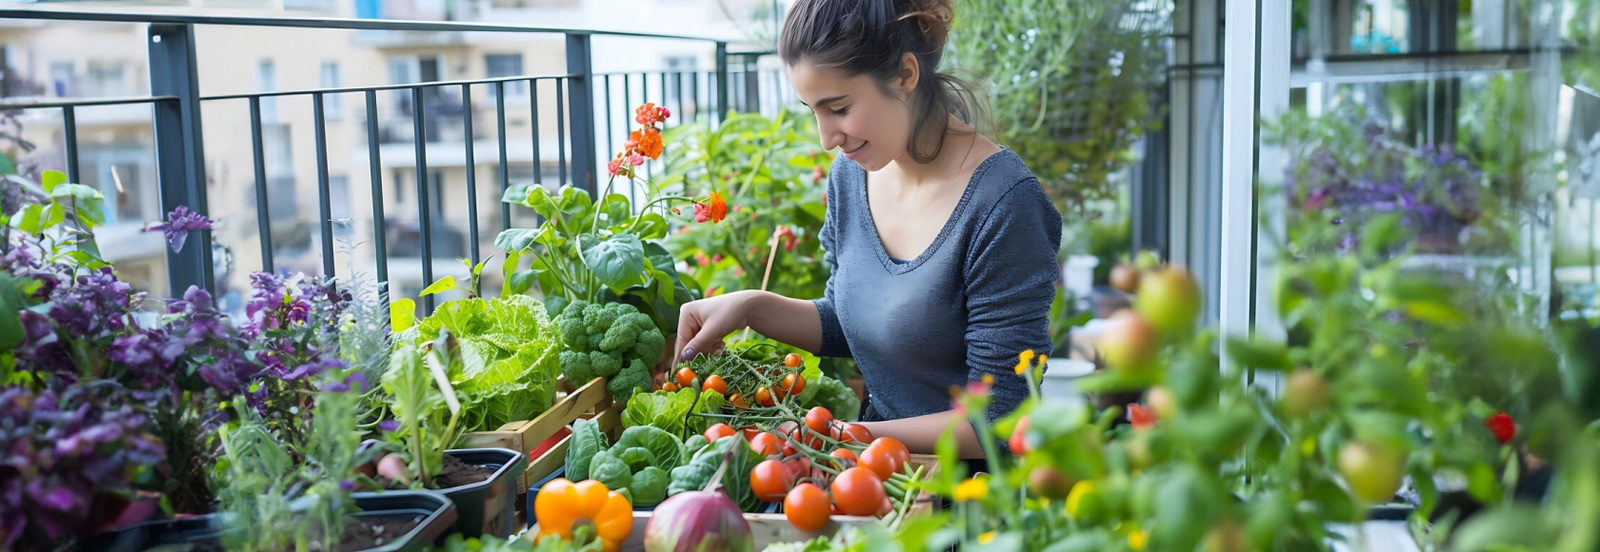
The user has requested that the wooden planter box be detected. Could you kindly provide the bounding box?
[459,376,617,495]
[529,511,881,551]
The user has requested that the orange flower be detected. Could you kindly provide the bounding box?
[636,127,664,159]
[708,191,727,223]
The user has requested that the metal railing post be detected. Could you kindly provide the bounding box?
[715,42,729,121]
[741,54,760,114]
[565,33,598,195]
[148,23,215,296]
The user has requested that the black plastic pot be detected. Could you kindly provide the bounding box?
[440,448,526,538]
[78,490,457,552]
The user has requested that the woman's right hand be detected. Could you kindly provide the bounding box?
[674,290,764,364]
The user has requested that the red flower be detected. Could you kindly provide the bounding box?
[1128,404,1156,430]
[1486,412,1515,445]
[607,159,624,177]
[693,203,710,223]
[776,226,796,251]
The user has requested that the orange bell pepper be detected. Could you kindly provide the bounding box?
[535,478,633,552]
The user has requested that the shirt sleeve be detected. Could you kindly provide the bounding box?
[811,158,852,359]
[963,178,1063,432]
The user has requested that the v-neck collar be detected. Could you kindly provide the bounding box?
[857,148,1008,275]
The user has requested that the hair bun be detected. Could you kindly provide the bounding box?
[899,0,953,51]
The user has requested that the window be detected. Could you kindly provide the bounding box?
[320,62,343,121]
[391,169,406,203]
[665,56,698,114]
[389,55,441,114]
[329,176,352,234]
[83,61,126,98]
[484,53,525,98]
[259,60,277,122]
[261,124,298,221]
[49,61,74,98]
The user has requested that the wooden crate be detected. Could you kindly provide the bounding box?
[460,376,614,493]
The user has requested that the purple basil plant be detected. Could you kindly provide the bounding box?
[236,270,354,439]
[0,381,166,551]
[1285,122,1485,254]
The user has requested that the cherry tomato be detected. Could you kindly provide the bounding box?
[756,387,776,407]
[859,438,912,480]
[877,496,895,518]
[829,467,887,516]
[704,423,736,443]
[740,426,762,442]
[805,407,834,436]
[750,459,796,502]
[782,439,799,458]
[828,448,858,470]
[750,432,783,456]
[784,353,803,368]
[662,382,680,393]
[836,423,874,444]
[790,428,824,451]
[780,373,806,399]
[784,457,812,482]
[676,367,697,387]
[703,374,728,395]
[729,393,749,409]
[784,483,831,532]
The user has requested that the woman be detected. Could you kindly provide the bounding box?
[674,0,1062,458]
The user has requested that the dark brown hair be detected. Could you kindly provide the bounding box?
[779,0,983,164]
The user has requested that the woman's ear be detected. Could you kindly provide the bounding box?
[895,52,921,95]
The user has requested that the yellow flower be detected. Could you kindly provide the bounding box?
[978,531,997,544]
[1128,530,1148,550]
[1014,350,1037,374]
[1065,480,1098,517]
[982,374,994,385]
[954,475,989,503]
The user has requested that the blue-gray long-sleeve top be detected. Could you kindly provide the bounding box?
[812,148,1063,431]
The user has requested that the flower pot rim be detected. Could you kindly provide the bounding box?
[437,447,526,496]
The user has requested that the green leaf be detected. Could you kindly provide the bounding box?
[44,203,65,231]
[556,186,594,215]
[495,228,540,253]
[40,170,65,193]
[565,417,609,481]
[616,425,683,473]
[1347,411,1413,449]
[420,276,458,297]
[0,274,26,350]
[621,388,698,437]
[391,298,418,332]
[1224,335,1291,371]
[633,212,668,240]
[507,270,537,296]
[1466,462,1503,504]
[1448,505,1549,551]
[13,205,42,234]
[583,233,646,288]
[0,151,15,176]
[1359,213,1405,259]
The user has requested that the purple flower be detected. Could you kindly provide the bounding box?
[145,205,215,254]
[379,420,400,433]
[340,481,357,491]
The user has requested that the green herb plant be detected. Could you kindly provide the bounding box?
[380,332,466,489]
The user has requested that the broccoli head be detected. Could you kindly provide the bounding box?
[600,312,654,352]
[606,359,651,402]
[560,351,596,384]
[631,327,666,365]
[591,350,624,378]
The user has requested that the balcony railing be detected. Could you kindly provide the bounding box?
[0,8,792,313]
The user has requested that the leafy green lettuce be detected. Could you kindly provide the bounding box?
[621,388,726,439]
[415,295,561,432]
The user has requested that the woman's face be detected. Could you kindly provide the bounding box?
[787,59,915,172]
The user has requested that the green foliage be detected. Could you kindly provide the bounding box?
[630,466,670,508]
[667,434,761,512]
[588,449,633,492]
[606,360,652,403]
[405,295,562,432]
[660,109,833,301]
[615,425,683,473]
[564,417,608,482]
[381,337,464,488]
[801,374,862,423]
[498,178,699,333]
[947,1,1165,212]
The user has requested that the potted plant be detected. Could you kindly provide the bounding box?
[367,332,528,538]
